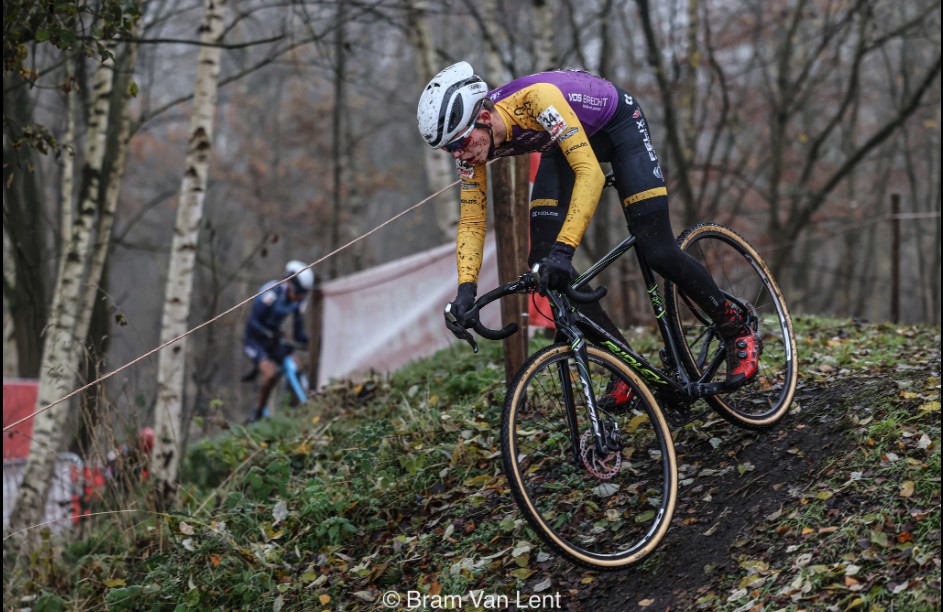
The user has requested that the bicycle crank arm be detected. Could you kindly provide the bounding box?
[693,382,728,397]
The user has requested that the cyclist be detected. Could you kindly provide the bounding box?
[243,260,313,422]
[417,62,761,401]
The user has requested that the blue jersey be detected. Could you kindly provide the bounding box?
[244,281,307,346]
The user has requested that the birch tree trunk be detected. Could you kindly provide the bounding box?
[152,0,227,504]
[6,50,115,552]
[75,34,141,348]
[405,0,458,243]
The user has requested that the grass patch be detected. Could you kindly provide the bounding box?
[701,322,941,611]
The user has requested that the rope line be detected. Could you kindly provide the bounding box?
[3,177,460,434]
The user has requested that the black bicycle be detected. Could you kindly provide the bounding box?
[451,201,798,569]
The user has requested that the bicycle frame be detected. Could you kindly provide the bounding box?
[465,227,749,459]
[540,233,734,457]
[568,234,731,400]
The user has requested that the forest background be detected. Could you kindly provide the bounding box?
[2,0,941,552]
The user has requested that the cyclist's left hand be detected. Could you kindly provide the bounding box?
[444,282,477,338]
[538,242,575,293]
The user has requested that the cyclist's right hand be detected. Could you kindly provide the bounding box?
[444,282,477,338]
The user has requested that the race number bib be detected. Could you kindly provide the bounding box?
[537,105,568,141]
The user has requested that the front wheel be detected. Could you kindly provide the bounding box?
[501,344,678,569]
[665,223,798,429]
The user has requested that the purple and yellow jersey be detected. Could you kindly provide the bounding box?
[455,70,618,284]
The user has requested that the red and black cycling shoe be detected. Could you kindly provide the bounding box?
[598,378,638,412]
[724,331,761,388]
[717,301,762,388]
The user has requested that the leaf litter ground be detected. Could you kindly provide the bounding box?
[575,377,867,611]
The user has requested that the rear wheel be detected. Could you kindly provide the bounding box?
[501,344,677,569]
[665,223,798,429]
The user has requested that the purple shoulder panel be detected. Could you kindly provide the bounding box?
[488,70,618,136]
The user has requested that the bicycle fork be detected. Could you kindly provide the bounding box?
[558,339,612,465]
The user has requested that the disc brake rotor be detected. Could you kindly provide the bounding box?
[580,429,621,480]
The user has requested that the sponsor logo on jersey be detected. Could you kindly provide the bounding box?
[569,92,609,109]
[564,142,588,155]
[635,118,659,163]
[558,127,579,141]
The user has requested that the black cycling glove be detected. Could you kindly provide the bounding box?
[538,242,576,293]
[444,282,477,338]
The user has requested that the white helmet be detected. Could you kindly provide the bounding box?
[285,260,314,292]
[417,61,489,149]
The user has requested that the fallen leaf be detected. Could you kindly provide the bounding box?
[352,590,377,602]
[899,480,915,498]
[639,598,655,607]
[319,594,331,605]
[739,559,769,574]
[793,553,813,568]
[273,501,289,525]
[918,400,940,412]
[179,521,195,535]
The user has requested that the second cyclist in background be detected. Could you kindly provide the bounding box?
[243,260,313,423]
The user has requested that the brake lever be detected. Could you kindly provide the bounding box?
[444,303,480,353]
[459,329,479,353]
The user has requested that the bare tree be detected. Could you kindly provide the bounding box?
[405,0,461,243]
[152,0,228,504]
[532,0,559,71]
[6,48,117,552]
[2,81,51,378]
